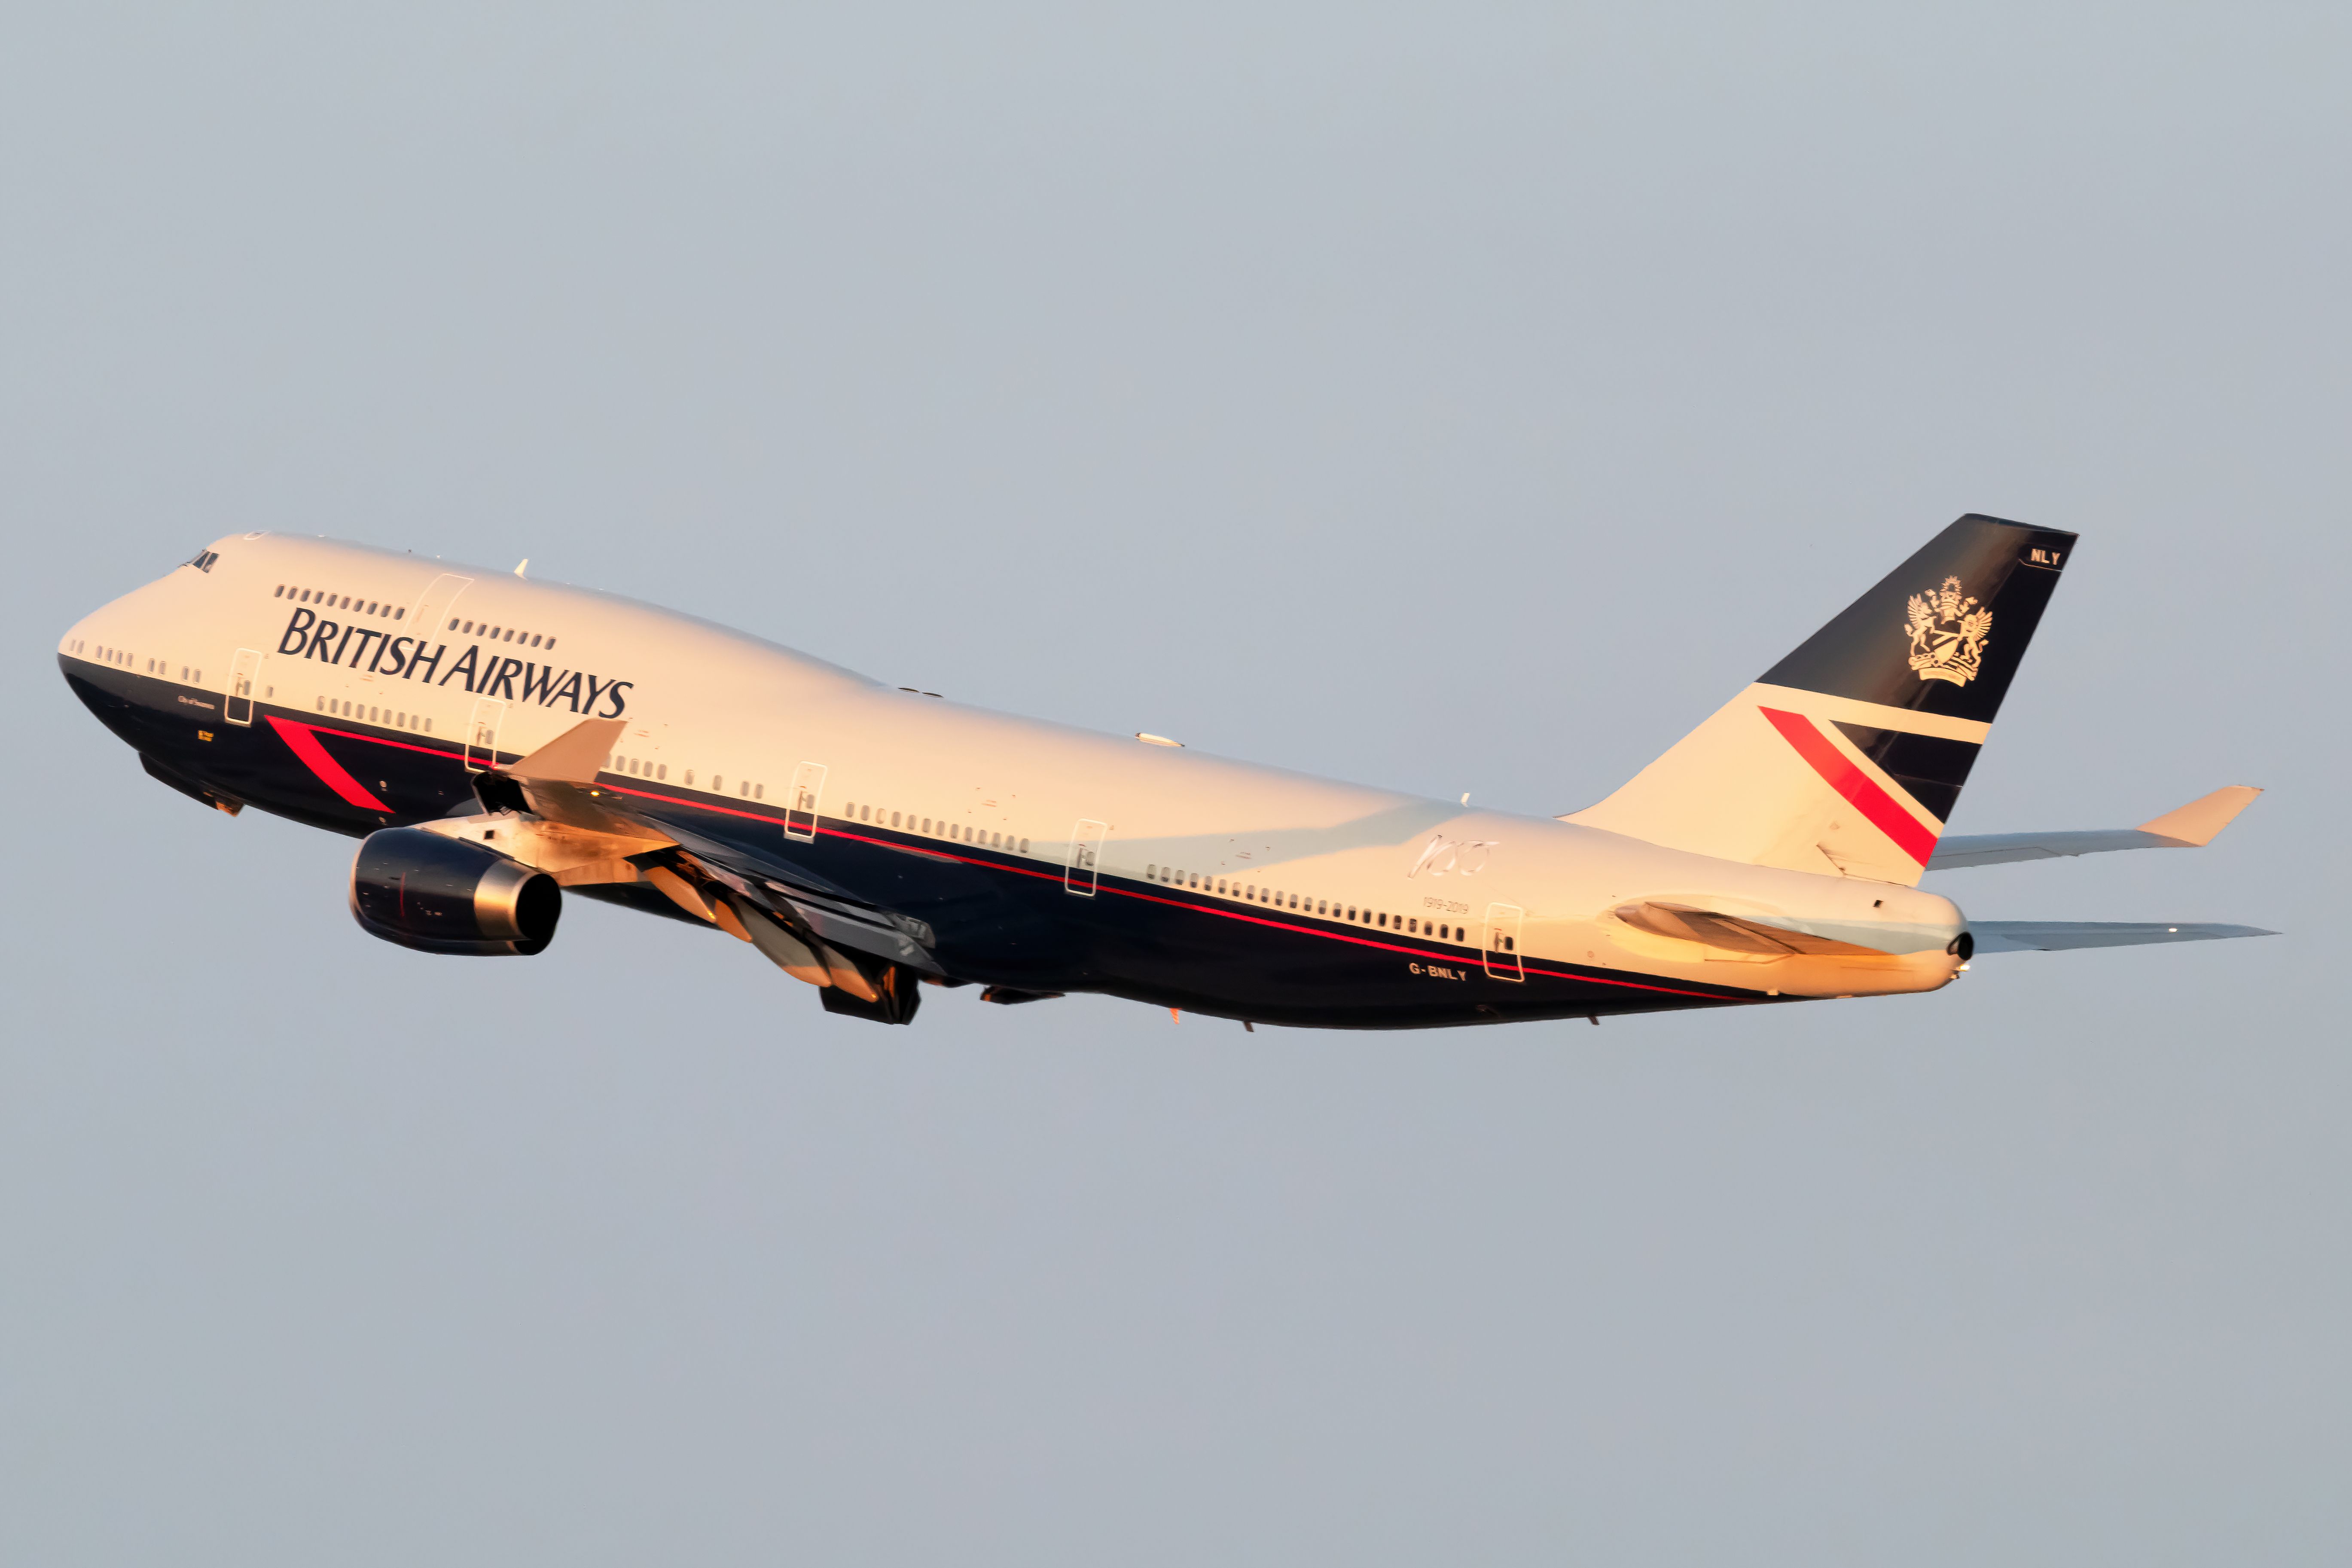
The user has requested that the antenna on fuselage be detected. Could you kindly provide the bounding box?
[513,558,529,578]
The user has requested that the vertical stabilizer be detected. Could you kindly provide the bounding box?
[1565,514,2077,885]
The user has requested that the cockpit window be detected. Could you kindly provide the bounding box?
[182,548,218,573]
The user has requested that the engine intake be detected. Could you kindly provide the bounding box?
[350,827,561,956]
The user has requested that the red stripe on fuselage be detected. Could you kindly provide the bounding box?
[265,717,393,810]
[1757,706,1937,865]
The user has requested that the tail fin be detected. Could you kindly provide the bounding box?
[1565,514,2078,885]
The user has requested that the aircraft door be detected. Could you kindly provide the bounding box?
[407,573,473,644]
[224,648,262,726]
[1482,902,1525,982]
[785,762,827,841]
[464,697,506,772]
[1064,819,1108,895]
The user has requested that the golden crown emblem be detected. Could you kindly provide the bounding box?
[1904,576,1994,686]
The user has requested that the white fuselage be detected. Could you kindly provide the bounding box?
[63,534,1969,1021]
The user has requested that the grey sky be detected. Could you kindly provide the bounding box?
[4,5,2346,1563]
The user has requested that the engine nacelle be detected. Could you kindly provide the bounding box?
[350,827,561,956]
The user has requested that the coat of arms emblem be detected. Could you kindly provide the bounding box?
[1904,576,1994,686]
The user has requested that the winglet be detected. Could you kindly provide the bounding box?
[2137,785,2262,847]
[508,717,625,784]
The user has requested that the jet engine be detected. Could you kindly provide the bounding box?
[350,827,561,956]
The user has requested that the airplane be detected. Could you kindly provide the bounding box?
[59,514,2272,1028]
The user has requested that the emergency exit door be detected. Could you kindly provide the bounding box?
[224,648,262,726]
[408,573,473,644]
[464,697,506,772]
[1483,902,1525,982]
[1064,819,1108,895]
[784,762,827,841]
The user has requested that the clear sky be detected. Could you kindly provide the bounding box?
[4,4,2346,1563]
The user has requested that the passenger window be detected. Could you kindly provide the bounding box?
[657,765,667,781]
[396,607,405,619]
[530,635,541,647]
[1376,912,1387,927]
[713,775,723,791]
[1019,838,1029,853]
[685,771,695,786]
[543,638,553,649]
[755,784,764,800]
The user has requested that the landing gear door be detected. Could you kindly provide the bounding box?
[1064,819,1108,896]
[785,762,827,841]
[1483,902,1525,982]
[464,697,506,772]
[224,648,262,726]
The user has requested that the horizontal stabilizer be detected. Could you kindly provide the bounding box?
[1971,921,2276,953]
[1928,785,2261,870]
[1614,902,1893,957]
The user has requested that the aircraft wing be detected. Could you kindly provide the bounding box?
[1969,921,2276,953]
[486,719,948,1016]
[1927,785,2261,870]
